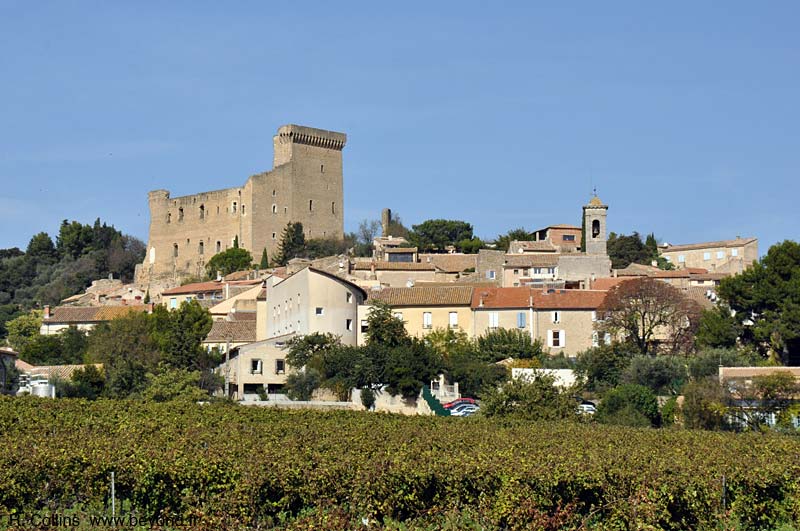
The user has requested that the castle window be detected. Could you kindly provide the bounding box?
[173,243,179,258]
[178,208,184,222]
[241,204,246,216]
[167,212,171,223]
[320,164,324,173]
[232,201,237,214]
[309,199,313,211]
[199,204,205,219]
[217,206,220,215]
[198,241,204,255]
[272,189,276,197]
[284,207,287,214]
[216,241,221,253]
[272,233,276,240]
[272,204,277,214]
[331,201,336,214]
[591,219,600,238]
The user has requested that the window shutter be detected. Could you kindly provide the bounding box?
[547,329,553,347]
[561,330,566,348]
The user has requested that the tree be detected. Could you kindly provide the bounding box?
[303,238,350,259]
[354,219,382,257]
[687,348,756,380]
[381,339,442,398]
[481,371,577,421]
[285,368,321,401]
[259,248,269,269]
[621,355,686,395]
[364,301,409,347]
[273,222,306,266]
[494,228,535,253]
[152,301,213,371]
[205,247,253,278]
[57,365,105,399]
[681,379,728,430]
[285,332,342,369]
[26,232,58,265]
[475,328,545,363]
[596,384,661,427]
[606,232,651,269]
[142,368,209,402]
[695,305,741,349]
[408,219,474,252]
[457,237,484,254]
[5,311,42,352]
[597,278,702,355]
[574,343,634,392]
[717,240,800,364]
[21,334,65,365]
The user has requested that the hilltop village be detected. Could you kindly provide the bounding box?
[4,122,796,428]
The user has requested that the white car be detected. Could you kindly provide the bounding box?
[450,404,480,417]
[577,403,597,415]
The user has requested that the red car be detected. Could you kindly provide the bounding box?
[443,397,476,409]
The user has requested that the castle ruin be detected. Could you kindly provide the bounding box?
[136,124,346,284]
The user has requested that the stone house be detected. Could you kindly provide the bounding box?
[659,237,758,273]
[40,304,153,335]
[357,286,475,345]
[160,279,262,309]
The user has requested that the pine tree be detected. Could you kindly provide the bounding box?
[273,222,306,266]
[233,235,239,249]
[259,248,269,269]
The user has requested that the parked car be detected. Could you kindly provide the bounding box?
[450,404,480,417]
[443,397,476,409]
[577,403,597,415]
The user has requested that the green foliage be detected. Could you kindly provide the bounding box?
[607,231,651,269]
[481,372,577,420]
[425,328,507,399]
[381,339,443,398]
[695,305,741,349]
[596,384,661,427]
[26,232,58,265]
[574,343,634,392]
[0,304,22,340]
[142,368,209,402]
[303,238,351,259]
[259,248,269,269]
[56,365,105,399]
[20,334,67,365]
[204,247,253,278]
[687,348,756,380]
[154,300,214,370]
[621,355,686,395]
[364,301,409,347]
[360,387,375,410]
[475,328,545,362]
[408,219,474,252]
[681,378,728,430]
[5,311,42,352]
[718,240,800,363]
[1,400,800,529]
[494,228,535,252]
[273,222,307,266]
[285,368,321,401]
[286,332,342,369]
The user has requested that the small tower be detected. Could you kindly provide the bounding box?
[583,193,608,256]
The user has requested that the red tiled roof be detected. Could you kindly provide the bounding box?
[204,320,257,343]
[471,287,606,310]
[590,277,632,291]
[503,254,560,268]
[661,238,757,253]
[25,363,103,380]
[421,254,478,273]
[45,305,151,324]
[353,261,436,271]
[508,240,558,253]
[367,286,474,307]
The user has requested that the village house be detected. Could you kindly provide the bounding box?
[659,237,758,273]
[471,287,608,357]
[160,279,262,309]
[40,304,153,335]
[357,286,475,345]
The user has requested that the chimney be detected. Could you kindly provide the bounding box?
[43,305,51,319]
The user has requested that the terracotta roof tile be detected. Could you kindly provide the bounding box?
[472,287,606,310]
[420,254,478,273]
[590,277,632,291]
[508,240,558,253]
[353,261,436,271]
[46,305,151,324]
[26,363,103,380]
[161,280,261,296]
[367,286,474,307]
[503,254,560,268]
[204,320,257,343]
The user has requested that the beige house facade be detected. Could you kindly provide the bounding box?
[659,237,758,273]
[40,305,153,335]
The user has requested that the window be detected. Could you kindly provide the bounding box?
[592,331,599,347]
[552,311,560,324]
[517,312,526,329]
[251,359,263,375]
[717,251,725,259]
[169,298,177,309]
[309,199,313,211]
[533,268,542,275]
[360,320,369,333]
[320,164,324,173]
[731,248,739,257]
[216,241,221,253]
[703,252,711,261]
[393,312,404,321]
[272,189,276,197]
[346,292,353,303]
[173,243,179,257]
[678,255,685,263]
[346,319,353,331]
[275,359,285,374]
[488,312,499,329]
[513,269,519,275]
[548,330,565,348]
[272,204,277,214]
[449,312,458,329]
[523,269,529,276]
[232,201,237,213]
[178,207,184,221]
[199,204,205,219]
[604,332,612,345]
[487,270,496,280]
[167,212,171,223]
[315,307,324,316]
[198,241,204,255]
[563,234,575,241]
[272,232,277,240]
[591,219,600,238]
[423,312,432,329]
[331,201,336,214]
[591,311,597,322]
[548,267,556,275]
[241,204,246,216]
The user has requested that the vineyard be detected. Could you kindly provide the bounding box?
[1,397,799,530]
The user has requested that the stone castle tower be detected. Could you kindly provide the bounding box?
[137,124,346,283]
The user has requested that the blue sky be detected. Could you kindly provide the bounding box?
[1,2,797,255]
